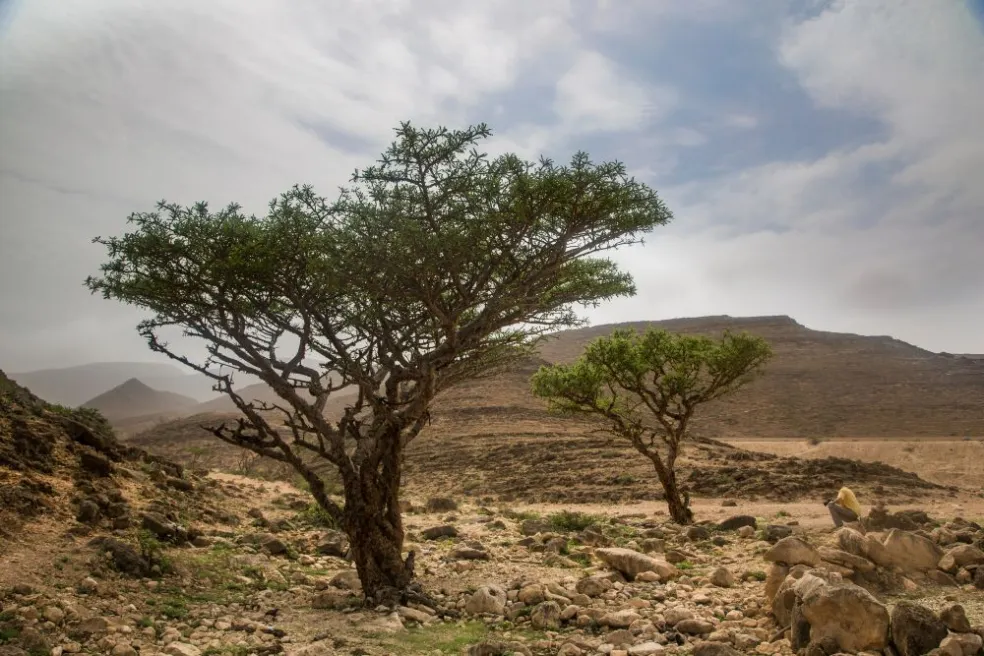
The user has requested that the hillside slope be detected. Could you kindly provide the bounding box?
[536,315,984,438]
[82,378,199,422]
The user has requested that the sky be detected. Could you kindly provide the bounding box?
[1,0,983,372]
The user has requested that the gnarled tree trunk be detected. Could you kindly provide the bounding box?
[335,426,419,606]
[659,466,693,525]
[644,446,693,525]
[343,494,412,605]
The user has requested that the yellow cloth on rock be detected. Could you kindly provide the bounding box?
[835,486,862,517]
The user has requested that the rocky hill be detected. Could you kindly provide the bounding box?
[81,378,199,422]
[0,370,192,544]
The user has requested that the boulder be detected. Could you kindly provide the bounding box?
[530,601,561,630]
[717,515,757,531]
[799,582,889,651]
[693,643,742,656]
[880,528,943,572]
[421,525,458,540]
[599,609,641,628]
[464,585,506,615]
[574,576,610,597]
[890,601,947,656]
[938,544,984,573]
[818,547,875,573]
[764,563,789,602]
[594,547,678,581]
[764,537,821,567]
[709,567,735,588]
[939,633,983,656]
[676,618,714,635]
[763,524,793,543]
[940,604,972,633]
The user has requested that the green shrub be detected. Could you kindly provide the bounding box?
[547,510,601,532]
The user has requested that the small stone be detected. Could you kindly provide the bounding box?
[329,570,361,590]
[530,601,561,629]
[43,606,65,623]
[421,525,458,540]
[709,567,735,588]
[676,618,714,635]
[164,644,202,656]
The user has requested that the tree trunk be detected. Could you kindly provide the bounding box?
[337,439,416,605]
[343,498,413,605]
[652,461,693,525]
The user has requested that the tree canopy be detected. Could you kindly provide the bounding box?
[86,122,675,600]
[531,328,773,523]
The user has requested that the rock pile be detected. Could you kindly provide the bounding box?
[762,517,984,654]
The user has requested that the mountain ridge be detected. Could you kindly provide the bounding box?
[81,378,199,422]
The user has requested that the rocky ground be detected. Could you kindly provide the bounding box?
[3,369,984,655]
[1,465,983,656]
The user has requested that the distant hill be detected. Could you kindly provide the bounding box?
[9,362,219,406]
[81,378,198,422]
[535,315,984,438]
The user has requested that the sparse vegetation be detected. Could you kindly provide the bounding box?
[86,122,671,601]
[547,510,601,532]
[532,328,773,524]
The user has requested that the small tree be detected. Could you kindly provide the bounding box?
[85,122,672,603]
[531,328,772,524]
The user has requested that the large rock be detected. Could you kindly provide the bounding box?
[763,524,793,543]
[938,544,984,573]
[890,601,947,656]
[693,643,742,656]
[764,564,789,602]
[164,644,202,656]
[530,601,561,630]
[772,571,831,628]
[594,547,678,581]
[879,528,943,572]
[939,632,983,656]
[818,547,875,573]
[717,515,757,531]
[764,537,821,567]
[464,585,506,615]
[940,604,972,633]
[799,582,889,651]
[574,576,611,597]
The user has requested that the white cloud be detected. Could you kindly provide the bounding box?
[1,0,982,373]
[596,0,984,351]
[554,50,676,132]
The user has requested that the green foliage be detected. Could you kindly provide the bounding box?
[676,560,695,570]
[0,626,20,644]
[547,510,601,532]
[532,328,772,525]
[84,121,672,594]
[531,328,773,428]
[137,529,172,575]
[296,502,339,529]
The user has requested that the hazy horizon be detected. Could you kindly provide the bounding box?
[2,0,983,371]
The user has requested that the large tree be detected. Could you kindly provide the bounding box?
[531,328,772,524]
[85,123,672,603]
